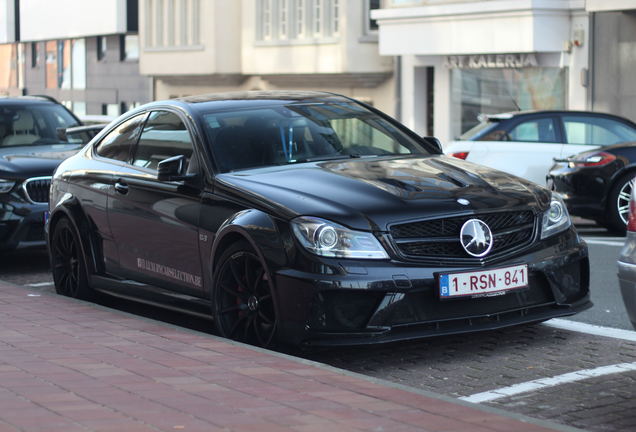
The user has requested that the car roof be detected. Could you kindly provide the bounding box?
[139,91,354,114]
[0,96,62,106]
[482,110,633,121]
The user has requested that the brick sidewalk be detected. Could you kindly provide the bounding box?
[0,281,577,432]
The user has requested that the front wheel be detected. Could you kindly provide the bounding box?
[607,173,636,234]
[212,241,278,347]
[51,218,92,299]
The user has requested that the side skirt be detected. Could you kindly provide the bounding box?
[90,275,213,320]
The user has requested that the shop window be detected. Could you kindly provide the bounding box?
[563,116,636,146]
[508,118,557,143]
[450,68,566,138]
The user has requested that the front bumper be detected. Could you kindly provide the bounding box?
[0,199,48,251]
[275,228,591,346]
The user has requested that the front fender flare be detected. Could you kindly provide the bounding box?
[210,209,287,272]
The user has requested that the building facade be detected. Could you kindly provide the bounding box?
[0,0,151,117]
[140,0,396,115]
[373,0,593,143]
[587,0,636,124]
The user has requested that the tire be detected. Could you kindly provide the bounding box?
[607,173,636,234]
[212,241,278,347]
[51,218,92,299]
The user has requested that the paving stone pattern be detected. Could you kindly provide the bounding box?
[303,325,636,431]
[0,282,562,432]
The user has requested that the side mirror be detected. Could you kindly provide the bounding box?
[56,128,68,142]
[157,155,195,182]
[421,136,443,154]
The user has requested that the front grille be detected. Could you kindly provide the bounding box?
[22,176,52,204]
[389,210,536,262]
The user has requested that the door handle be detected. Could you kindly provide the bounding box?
[114,180,129,195]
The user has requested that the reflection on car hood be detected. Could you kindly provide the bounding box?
[217,155,552,230]
[0,144,82,179]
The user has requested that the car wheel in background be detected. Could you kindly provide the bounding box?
[212,241,278,347]
[51,218,92,299]
[608,173,636,234]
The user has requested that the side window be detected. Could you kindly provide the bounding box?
[133,111,194,172]
[563,116,636,146]
[94,114,146,161]
[508,118,557,143]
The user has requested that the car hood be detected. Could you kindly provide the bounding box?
[0,144,81,179]
[217,155,552,231]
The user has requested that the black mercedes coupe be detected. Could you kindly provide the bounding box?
[47,91,591,347]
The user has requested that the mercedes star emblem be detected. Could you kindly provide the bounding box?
[460,219,493,257]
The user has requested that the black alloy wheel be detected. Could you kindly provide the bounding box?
[51,218,91,299]
[212,242,278,347]
[608,173,636,233]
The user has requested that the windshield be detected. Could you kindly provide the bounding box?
[0,103,80,147]
[201,102,430,172]
[459,119,501,141]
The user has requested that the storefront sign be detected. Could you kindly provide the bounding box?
[444,53,539,69]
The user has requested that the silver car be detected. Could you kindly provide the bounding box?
[617,186,636,329]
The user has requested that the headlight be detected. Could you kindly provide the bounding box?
[0,179,15,193]
[291,216,389,259]
[540,194,571,239]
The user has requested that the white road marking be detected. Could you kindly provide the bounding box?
[582,239,624,247]
[582,235,625,240]
[25,281,54,287]
[544,318,636,343]
[461,362,636,403]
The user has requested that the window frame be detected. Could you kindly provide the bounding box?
[93,112,149,165]
[131,109,197,175]
[256,0,340,45]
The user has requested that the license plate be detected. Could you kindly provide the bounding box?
[439,264,528,299]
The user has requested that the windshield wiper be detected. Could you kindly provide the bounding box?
[289,154,361,164]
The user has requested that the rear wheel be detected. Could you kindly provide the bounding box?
[607,173,636,234]
[212,241,278,347]
[51,218,92,299]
